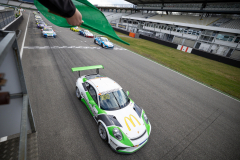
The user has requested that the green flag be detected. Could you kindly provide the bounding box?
[34,0,130,45]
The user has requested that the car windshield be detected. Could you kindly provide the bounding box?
[99,89,130,111]
[101,37,109,42]
[85,30,90,33]
[43,29,52,31]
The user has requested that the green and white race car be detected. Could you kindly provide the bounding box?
[72,65,151,154]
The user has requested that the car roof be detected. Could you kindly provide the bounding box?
[89,77,122,94]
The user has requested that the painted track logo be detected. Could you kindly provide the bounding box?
[124,115,141,131]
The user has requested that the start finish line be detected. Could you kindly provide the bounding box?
[23,46,127,50]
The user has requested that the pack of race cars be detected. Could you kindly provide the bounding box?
[35,13,57,38]
[36,12,114,48]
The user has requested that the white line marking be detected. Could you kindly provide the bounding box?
[20,12,30,59]
[23,46,124,50]
[124,48,240,102]
[0,136,7,143]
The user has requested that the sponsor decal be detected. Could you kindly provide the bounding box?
[100,94,110,100]
[134,138,147,147]
[118,24,127,29]
[110,23,116,27]
[124,115,141,131]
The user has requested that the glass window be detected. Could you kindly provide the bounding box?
[203,36,210,41]
[209,37,214,42]
[99,93,119,110]
[196,31,201,36]
[163,26,167,30]
[223,35,229,41]
[188,30,193,34]
[201,30,205,34]
[206,31,212,36]
[99,89,130,110]
[184,29,188,34]
[212,31,217,36]
[176,28,180,32]
[228,36,234,42]
[88,85,98,104]
[216,34,224,40]
[199,35,204,40]
[234,37,240,43]
[173,28,177,32]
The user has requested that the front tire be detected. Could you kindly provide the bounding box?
[76,87,81,100]
[101,43,104,48]
[98,123,108,141]
[94,40,96,44]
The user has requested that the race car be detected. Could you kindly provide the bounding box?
[41,27,56,38]
[36,20,46,25]
[94,36,114,48]
[35,17,42,22]
[79,29,94,38]
[72,65,151,154]
[37,22,46,29]
[70,26,80,32]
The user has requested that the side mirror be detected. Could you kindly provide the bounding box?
[126,91,129,96]
[89,100,95,105]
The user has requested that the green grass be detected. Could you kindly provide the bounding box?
[108,32,240,100]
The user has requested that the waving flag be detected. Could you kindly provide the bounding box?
[34,0,129,45]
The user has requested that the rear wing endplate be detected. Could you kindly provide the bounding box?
[71,65,104,77]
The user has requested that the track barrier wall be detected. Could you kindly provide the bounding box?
[3,14,23,31]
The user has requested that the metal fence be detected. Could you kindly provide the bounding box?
[0,10,15,29]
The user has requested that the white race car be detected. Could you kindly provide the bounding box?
[41,27,56,38]
[72,65,151,154]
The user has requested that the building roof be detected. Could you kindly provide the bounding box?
[122,16,240,34]
[125,0,238,5]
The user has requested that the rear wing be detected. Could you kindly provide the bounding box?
[71,65,104,77]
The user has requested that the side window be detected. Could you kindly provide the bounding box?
[88,85,98,104]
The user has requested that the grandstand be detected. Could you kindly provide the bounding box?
[148,15,220,26]
[98,0,240,61]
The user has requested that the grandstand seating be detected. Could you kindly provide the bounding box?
[103,12,132,22]
[149,15,220,26]
[221,19,240,29]
[124,12,157,18]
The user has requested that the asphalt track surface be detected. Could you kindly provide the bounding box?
[19,11,240,160]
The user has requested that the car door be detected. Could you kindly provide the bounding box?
[87,84,99,117]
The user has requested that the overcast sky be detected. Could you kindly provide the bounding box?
[88,0,132,5]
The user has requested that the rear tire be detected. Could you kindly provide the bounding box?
[98,123,108,142]
[76,87,81,100]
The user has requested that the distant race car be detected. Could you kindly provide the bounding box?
[79,29,94,38]
[41,27,56,38]
[36,20,46,25]
[94,36,114,48]
[35,17,42,22]
[37,22,46,29]
[70,26,80,32]
[72,65,151,154]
